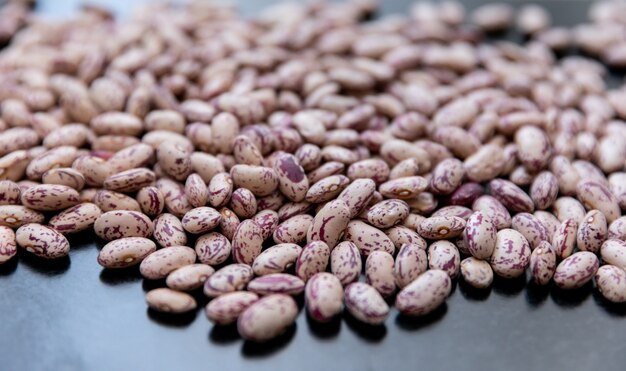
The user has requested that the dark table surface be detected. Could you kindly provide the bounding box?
[2,1,626,371]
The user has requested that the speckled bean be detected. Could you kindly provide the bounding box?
[93,190,141,212]
[460,257,493,289]
[305,272,344,323]
[273,214,312,244]
[247,273,305,296]
[146,288,197,313]
[139,245,196,280]
[511,212,550,249]
[206,291,259,325]
[595,265,626,303]
[219,207,240,240]
[133,186,163,217]
[576,180,620,223]
[0,180,20,205]
[385,225,426,250]
[463,211,497,259]
[488,179,534,213]
[0,205,45,228]
[305,175,350,203]
[529,241,556,285]
[428,240,461,278]
[230,188,257,219]
[97,237,157,268]
[576,210,607,253]
[464,144,504,182]
[600,239,626,272]
[608,217,626,240]
[344,220,395,255]
[552,197,586,224]
[295,241,330,282]
[252,243,302,276]
[272,153,309,202]
[430,158,465,195]
[530,171,559,210]
[229,165,278,198]
[472,195,511,229]
[152,213,187,248]
[490,229,531,278]
[26,146,78,181]
[20,184,80,211]
[208,173,233,209]
[431,205,473,220]
[0,226,17,263]
[307,162,345,184]
[365,251,396,297]
[94,210,153,241]
[552,251,598,289]
[330,241,362,286]
[418,216,466,240]
[515,126,551,172]
[344,282,389,325]
[103,168,155,193]
[366,199,409,229]
[347,159,390,184]
[395,270,451,316]
[237,294,298,342]
[166,264,215,291]
[181,207,221,234]
[393,243,427,288]
[73,155,113,187]
[48,202,102,234]
[379,176,428,199]
[156,178,192,217]
[307,199,350,249]
[337,179,376,218]
[16,223,70,259]
[552,218,578,259]
[231,219,264,265]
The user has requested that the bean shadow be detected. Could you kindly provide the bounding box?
[549,282,593,308]
[306,312,341,339]
[209,323,241,345]
[0,256,18,275]
[395,303,448,332]
[241,323,297,358]
[591,290,626,317]
[17,249,70,276]
[342,310,387,342]
[142,278,166,292]
[146,307,197,327]
[99,266,142,286]
[65,231,98,251]
[492,275,526,297]
[458,279,492,301]
[525,280,551,307]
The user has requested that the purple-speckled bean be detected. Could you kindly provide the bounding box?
[247,273,305,295]
[347,159,390,184]
[490,229,531,278]
[257,191,286,212]
[595,265,626,303]
[107,143,154,173]
[0,151,30,182]
[534,210,560,236]
[208,173,233,209]
[385,226,426,250]
[337,179,377,218]
[273,153,309,202]
[515,126,551,172]
[184,174,208,208]
[103,168,155,193]
[231,219,264,265]
[344,282,389,325]
[445,182,484,206]
[0,180,20,205]
[42,168,85,191]
[195,232,231,266]
[94,210,153,241]
[529,241,556,285]
[608,217,626,240]
[577,210,607,253]
[330,241,362,286]
[296,241,330,282]
[553,251,598,289]
[206,291,259,325]
[600,239,626,272]
[273,214,312,244]
[233,135,263,166]
[20,184,80,211]
[472,195,511,229]
[393,243,428,288]
[418,216,466,240]
[428,240,461,278]
[307,162,345,184]
[181,207,221,234]
[97,237,156,268]
[204,264,254,297]
[48,202,102,234]
[95,190,141,212]
[191,153,225,182]
[278,201,312,221]
[26,146,77,181]
[608,172,626,209]
[464,144,504,182]
[378,176,428,199]
[367,199,409,229]
[530,171,559,210]
[15,223,70,259]
[146,288,197,313]
[135,186,164,217]
[395,270,451,316]
[552,197,586,224]
[295,144,322,172]
[488,179,534,213]
[401,214,426,230]
[576,180,620,223]
[511,212,550,249]
[344,220,395,255]
[305,175,350,203]
[139,246,196,280]
[153,213,187,248]
[365,251,396,297]
[460,257,493,289]
[0,205,45,228]
[251,210,279,241]
[156,178,192,218]
[305,272,344,323]
[157,141,192,181]
[463,211,497,259]
[0,226,17,263]
[166,264,215,291]
[307,199,350,249]
[237,294,298,342]
[230,165,278,197]
[219,207,239,240]
[252,243,302,276]
[230,188,257,219]
[552,218,578,259]
[430,158,465,195]
[431,205,473,220]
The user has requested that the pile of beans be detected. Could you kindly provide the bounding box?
[2,0,626,342]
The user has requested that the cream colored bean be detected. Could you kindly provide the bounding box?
[0,151,30,182]
[0,180,20,205]
[230,165,278,197]
[307,199,351,249]
[139,246,196,280]
[0,226,17,263]
[73,155,113,187]
[428,240,461,278]
[237,294,298,342]
[395,270,451,316]
[472,195,511,229]
[247,273,305,296]
[145,110,185,133]
[365,251,396,297]
[608,217,626,240]
[460,257,493,289]
[21,184,80,211]
[553,251,599,289]
[490,229,531,278]
[94,210,153,241]
[181,207,221,234]
[330,241,362,286]
[577,210,607,253]
[305,175,350,204]
[91,112,143,136]
[600,239,626,272]
[16,223,70,259]
[464,144,504,182]
[273,214,312,244]
[305,272,344,323]
[97,237,157,268]
[418,216,466,240]
[191,152,225,183]
[552,218,578,259]
[379,176,428,199]
[0,205,45,228]
[206,291,259,325]
[48,202,102,234]
[166,264,215,291]
[95,190,141,212]
[107,143,154,173]
[41,168,86,191]
[595,265,626,303]
[103,168,155,193]
[552,197,586,224]
[511,212,550,249]
[153,213,187,248]
[344,282,389,325]
[344,220,395,256]
[252,243,302,276]
[146,288,197,313]
[576,180,620,223]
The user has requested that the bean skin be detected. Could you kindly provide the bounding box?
[305,272,344,323]
[0,226,17,263]
[16,223,70,259]
[97,237,156,269]
[344,282,389,325]
[206,292,259,325]
[237,294,298,342]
